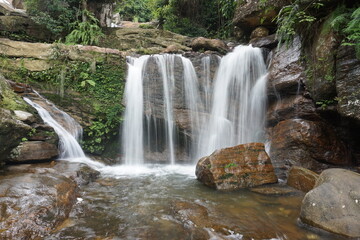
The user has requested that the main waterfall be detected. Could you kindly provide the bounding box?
[122,45,267,165]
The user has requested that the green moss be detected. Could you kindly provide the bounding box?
[0,77,30,112]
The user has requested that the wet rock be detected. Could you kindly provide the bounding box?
[300,169,360,238]
[0,170,78,239]
[249,34,278,49]
[305,16,339,102]
[0,108,31,163]
[266,95,319,127]
[8,141,59,163]
[0,1,26,16]
[269,119,351,174]
[287,166,319,192]
[7,80,32,93]
[76,165,100,185]
[191,37,228,54]
[14,110,36,124]
[336,45,360,123]
[196,143,278,190]
[268,36,306,97]
[250,26,269,39]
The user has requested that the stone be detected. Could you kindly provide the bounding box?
[266,95,319,127]
[305,15,339,102]
[250,184,299,195]
[162,44,183,53]
[191,37,228,54]
[233,0,289,31]
[287,166,319,192]
[99,28,191,54]
[8,141,59,162]
[336,45,360,123]
[14,110,36,123]
[0,168,78,239]
[0,1,26,16]
[300,168,360,238]
[269,119,351,174]
[268,36,306,97]
[76,165,101,185]
[7,80,32,93]
[249,34,278,49]
[0,108,31,163]
[250,26,269,39]
[195,143,278,191]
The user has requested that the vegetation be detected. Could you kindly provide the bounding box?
[331,6,360,59]
[116,0,238,38]
[275,0,324,47]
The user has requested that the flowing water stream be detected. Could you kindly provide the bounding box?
[20,46,346,239]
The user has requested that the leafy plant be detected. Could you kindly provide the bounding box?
[275,0,323,47]
[331,6,360,59]
[65,10,104,45]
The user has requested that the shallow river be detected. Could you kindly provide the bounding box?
[43,163,345,240]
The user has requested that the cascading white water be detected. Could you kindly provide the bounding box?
[122,54,203,165]
[24,97,86,159]
[122,45,267,165]
[196,45,267,158]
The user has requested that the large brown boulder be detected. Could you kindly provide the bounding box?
[269,119,351,174]
[191,37,228,54]
[196,143,277,191]
[8,141,59,162]
[287,166,319,192]
[300,168,360,238]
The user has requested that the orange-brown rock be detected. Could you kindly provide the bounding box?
[196,143,278,191]
[287,166,319,192]
[269,119,351,173]
[8,141,59,163]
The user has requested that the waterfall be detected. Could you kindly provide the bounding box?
[196,46,267,158]
[122,45,267,165]
[24,97,86,159]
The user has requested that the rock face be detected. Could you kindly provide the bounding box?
[287,166,319,192]
[196,143,278,190]
[233,0,289,33]
[305,16,339,102]
[269,119,350,172]
[191,37,228,53]
[0,108,31,163]
[336,45,360,123]
[0,164,78,239]
[300,169,360,238]
[100,28,191,54]
[9,141,59,162]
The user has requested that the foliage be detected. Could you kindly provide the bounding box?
[331,6,360,59]
[24,0,79,37]
[11,59,125,155]
[65,10,105,45]
[117,0,238,38]
[117,0,152,22]
[275,0,323,47]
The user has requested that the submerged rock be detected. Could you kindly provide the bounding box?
[300,168,360,238]
[287,166,319,192]
[76,165,101,185]
[196,143,277,191]
[0,167,78,239]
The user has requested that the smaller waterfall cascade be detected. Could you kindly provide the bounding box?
[24,97,86,159]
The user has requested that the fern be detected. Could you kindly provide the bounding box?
[65,10,104,45]
[331,6,360,59]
